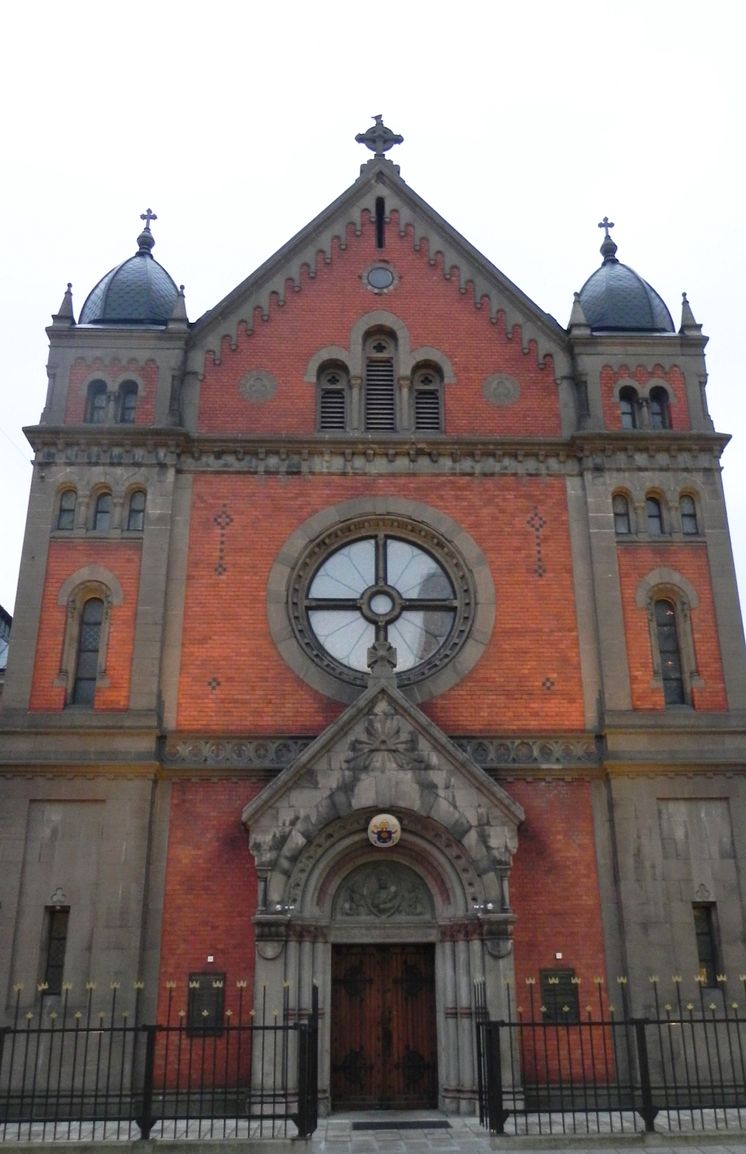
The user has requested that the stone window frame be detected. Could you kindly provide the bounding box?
[411,362,444,433]
[124,487,147,533]
[304,312,455,436]
[612,490,634,536]
[117,379,139,424]
[617,383,640,429]
[613,377,675,431]
[679,491,701,536]
[55,567,124,703]
[90,487,114,533]
[55,486,78,532]
[316,361,350,433]
[85,379,108,424]
[268,497,495,705]
[644,490,669,538]
[636,568,703,705]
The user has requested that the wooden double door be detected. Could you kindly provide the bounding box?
[330,943,437,1109]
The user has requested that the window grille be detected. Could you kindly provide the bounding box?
[187,972,226,1034]
[655,599,685,705]
[43,907,70,995]
[72,598,104,705]
[693,904,721,987]
[539,969,579,1022]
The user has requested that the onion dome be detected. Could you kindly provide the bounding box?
[577,217,674,333]
[79,210,179,325]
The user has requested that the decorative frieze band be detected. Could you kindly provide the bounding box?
[161,733,600,770]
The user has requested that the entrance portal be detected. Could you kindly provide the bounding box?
[331,943,437,1109]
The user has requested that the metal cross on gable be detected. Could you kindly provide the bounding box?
[140,208,158,228]
[598,215,615,237]
[355,115,404,158]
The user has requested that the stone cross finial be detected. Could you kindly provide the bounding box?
[140,208,158,229]
[598,215,615,238]
[355,115,404,159]
[367,640,398,681]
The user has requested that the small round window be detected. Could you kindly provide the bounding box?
[366,265,395,291]
[288,517,476,691]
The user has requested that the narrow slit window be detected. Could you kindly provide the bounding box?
[72,597,104,706]
[655,599,685,705]
[619,386,638,429]
[43,906,70,994]
[693,903,721,987]
[375,197,386,249]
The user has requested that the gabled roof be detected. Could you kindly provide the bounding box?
[190,157,569,371]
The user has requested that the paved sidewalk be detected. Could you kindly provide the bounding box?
[309,1112,746,1154]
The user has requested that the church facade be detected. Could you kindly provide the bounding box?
[1,120,745,1114]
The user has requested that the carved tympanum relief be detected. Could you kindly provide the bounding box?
[333,862,434,921]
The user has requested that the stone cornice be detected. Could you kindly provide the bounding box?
[24,427,728,477]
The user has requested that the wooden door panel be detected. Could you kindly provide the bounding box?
[331,944,437,1109]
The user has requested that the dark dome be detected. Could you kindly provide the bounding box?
[578,231,674,333]
[79,217,179,325]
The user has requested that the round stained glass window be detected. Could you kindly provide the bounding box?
[288,517,476,690]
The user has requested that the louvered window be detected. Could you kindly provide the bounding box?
[365,356,395,430]
[318,370,348,431]
[413,372,442,432]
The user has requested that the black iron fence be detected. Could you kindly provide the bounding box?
[475,976,746,1135]
[0,981,318,1142]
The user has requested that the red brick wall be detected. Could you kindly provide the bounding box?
[617,544,726,710]
[29,539,142,710]
[197,213,560,439]
[510,778,608,995]
[600,364,690,430]
[65,357,158,424]
[156,780,261,1017]
[176,474,585,733]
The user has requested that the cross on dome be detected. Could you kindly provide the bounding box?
[598,215,615,237]
[140,208,158,228]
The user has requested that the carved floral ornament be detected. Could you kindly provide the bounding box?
[345,700,433,773]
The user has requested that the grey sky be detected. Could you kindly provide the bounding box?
[1,1,743,620]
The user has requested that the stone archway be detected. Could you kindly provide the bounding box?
[242,671,524,1114]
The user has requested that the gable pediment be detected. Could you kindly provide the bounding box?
[188,159,570,376]
[242,672,524,888]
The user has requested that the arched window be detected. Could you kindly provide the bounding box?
[680,494,699,535]
[126,490,146,532]
[71,597,104,706]
[412,367,443,433]
[85,380,108,424]
[117,380,138,424]
[654,599,686,705]
[56,489,77,531]
[649,386,671,430]
[619,386,639,429]
[646,496,664,536]
[92,491,112,532]
[364,332,396,431]
[317,366,349,431]
[613,494,632,535]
